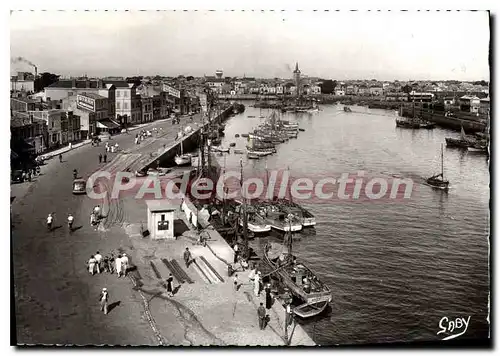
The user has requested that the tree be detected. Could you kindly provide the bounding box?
[126,76,143,86]
[319,79,337,94]
[186,76,194,81]
[34,72,60,92]
[401,85,412,94]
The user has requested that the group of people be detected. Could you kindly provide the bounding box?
[46,212,74,232]
[98,153,108,164]
[87,251,130,277]
[134,130,153,145]
[105,142,120,153]
[17,165,41,183]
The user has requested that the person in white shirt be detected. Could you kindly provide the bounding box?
[99,288,109,314]
[93,206,101,218]
[47,213,53,231]
[67,214,74,231]
[121,253,129,276]
[88,255,97,275]
[254,271,261,297]
[115,254,123,278]
[94,251,103,274]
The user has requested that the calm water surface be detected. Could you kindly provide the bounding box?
[216,103,490,345]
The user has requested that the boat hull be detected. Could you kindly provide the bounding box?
[263,243,332,319]
[175,155,192,166]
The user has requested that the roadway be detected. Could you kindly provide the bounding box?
[11,114,205,345]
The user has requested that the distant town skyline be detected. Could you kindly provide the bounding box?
[10,11,490,81]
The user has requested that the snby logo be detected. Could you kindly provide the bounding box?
[437,316,471,340]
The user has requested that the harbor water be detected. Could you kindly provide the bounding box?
[216,103,490,345]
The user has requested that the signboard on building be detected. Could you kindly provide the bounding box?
[76,95,96,112]
[163,84,181,98]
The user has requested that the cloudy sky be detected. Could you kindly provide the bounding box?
[10,11,490,80]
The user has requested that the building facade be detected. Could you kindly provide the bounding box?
[115,83,142,125]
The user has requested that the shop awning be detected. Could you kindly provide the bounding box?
[97,119,120,129]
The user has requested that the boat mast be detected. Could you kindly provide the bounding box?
[441,143,444,179]
[240,158,249,259]
[222,154,226,225]
[288,166,293,203]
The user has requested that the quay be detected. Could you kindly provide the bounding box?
[11,102,316,346]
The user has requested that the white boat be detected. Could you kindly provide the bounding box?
[247,149,273,156]
[238,218,271,233]
[212,146,230,153]
[175,132,192,166]
[175,154,192,166]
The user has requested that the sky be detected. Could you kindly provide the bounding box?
[10,11,491,81]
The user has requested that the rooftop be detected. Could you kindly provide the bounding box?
[78,92,108,100]
[145,200,178,212]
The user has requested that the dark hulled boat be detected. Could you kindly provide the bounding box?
[426,144,449,190]
[263,229,332,319]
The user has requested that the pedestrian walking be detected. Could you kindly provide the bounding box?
[233,243,239,264]
[166,273,174,297]
[254,271,261,297]
[103,154,107,163]
[99,288,109,315]
[59,154,63,163]
[99,153,102,163]
[183,247,192,268]
[115,254,123,278]
[46,213,53,231]
[257,302,266,330]
[93,205,101,218]
[265,284,272,309]
[94,251,103,274]
[102,255,110,273]
[285,302,294,328]
[88,255,97,275]
[121,253,129,276]
[67,213,74,232]
[90,213,97,230]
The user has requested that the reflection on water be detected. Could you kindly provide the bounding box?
[217,103,489,345]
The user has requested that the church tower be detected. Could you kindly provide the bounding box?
[293,62,301,97]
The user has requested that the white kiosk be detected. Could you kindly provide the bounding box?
[146,200,177,240]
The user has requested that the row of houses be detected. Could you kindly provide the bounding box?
[204,76,322,96]
[11,78,202,154]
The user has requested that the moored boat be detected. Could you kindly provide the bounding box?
[263,235,332,319]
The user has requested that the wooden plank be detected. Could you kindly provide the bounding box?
[192,258,212,284]
[199,256,225,283]
[161,258,185,284]
[171,259,194,284]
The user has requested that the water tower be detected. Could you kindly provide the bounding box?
[215,70,223,79]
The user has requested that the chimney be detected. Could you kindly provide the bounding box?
[34,66,37,80]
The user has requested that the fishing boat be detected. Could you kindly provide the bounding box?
[247,152,261,159]
[467,142,489,154]
[263,229,331,318]
[445,126,473,148]
[175,132,192,166]
[233,149,244,154]
[426,144,449,190]
[258,207,303,232]
[229,142,236,147]
[274,199,316,227]
[237,208,271,234]
[299,128,305,132]
[212,146,230,153]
